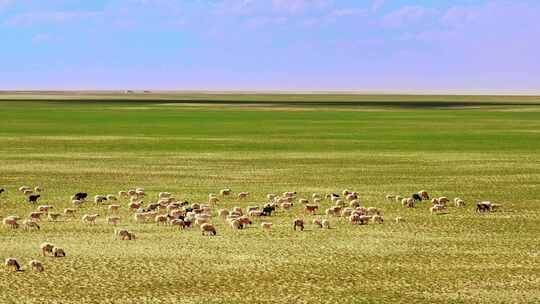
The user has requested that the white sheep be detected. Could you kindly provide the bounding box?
[19,186,31,192]
[63,208,77,217]
[106,194,117,201]
[371,214,384,224]
[23,219,40,230]
[82,214,99,225]
[261,222,273,230]
[321,219,330,229]
[219,189,232,196]
[454,198,465,207]
[395,216,404,223]
[3,216,19,229]
[107,216,121,226]
[238,192,249,200]
[108,204,121,214]
[385,194,395,201]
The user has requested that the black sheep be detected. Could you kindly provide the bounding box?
[0,188,5,194]
[412,193,422,201]
[28,195,41,203]
[74,192,88,200]
[261,205,275,216]
[476,202,491,213]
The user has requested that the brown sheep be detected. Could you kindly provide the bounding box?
[40,243,55,256]
[293,218,304,231]
[53,247,66,257]
[200,223,217,236]
[29,260,44,272]
[304,205,318,214]
[5,258,21,272]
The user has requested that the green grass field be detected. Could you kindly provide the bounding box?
[1,94,539,303]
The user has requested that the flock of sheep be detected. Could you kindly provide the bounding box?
[1,185,501,273]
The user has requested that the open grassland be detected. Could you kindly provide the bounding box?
[1,95,540,304]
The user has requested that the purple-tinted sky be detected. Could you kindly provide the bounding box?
[0,0,539,92]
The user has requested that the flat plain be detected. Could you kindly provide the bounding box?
[1,93,539,304]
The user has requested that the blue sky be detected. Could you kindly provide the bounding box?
[0,0,539,92]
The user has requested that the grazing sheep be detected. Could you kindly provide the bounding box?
[158,192,171,199]
[229,218,243,230]
[218,209,229,217]
[395,216,404,223]
[40,243,55,256]
[29,212,44,221]
[395,196,403,203]
[312,218,323,228]
[128,201,142,211]
[170,219,186,229]
[127,189,137,197]
[298,198,309,205]
[455,198,466,207]
[107,216,121,226]
[73,192,88,201]
[34,186,43,193]
[0,188,4,194]
[28,195,40,203]
[155,214,168,225]
[419,190,429,200]
[208,196,219,204]
[108,204,120,214]
[341,207,354,217]
[358,215,371,225]
[53,247,66,257]
[118,191,128,198]
[238,192,249,200]
[63,208,77,217]
[313,198,322,204]
[5,258,21,272]
[371,214,384,224]
[169,209,185,219]
[321,219,330,229]
[334,199,345,207]
[430,204,446,214]
[304,205,318,214]
[402,198,415,208]
[283,191,296,197]
[23,219,40,230]
[438,197,450,204]
[431,198,439,205]
[312,193,322,200]
[220,189,232,196]
[412,193,422,201]
[346,193,357,201]
[349,214,361,225]
[261,205,275,216]
[325,206,342,217]
[106,194,117,201]
[292,218,304,231]
[37,205,53,213]
[82,214,99,225]
[349,199,361,208]
[47,213,61,222]
[248,210,263,217]
[367,207,380,215]
[29,260,44,272]
[385,194,395,201]
[342,189,351,196]
[94,195,108,204]
[72,199,85,206]
[115,229,136,240]
[280,202,293,210]
[476,201,492,213]
[261,222,273,230]
[19,186,31,192]
[200,223,217,236]
[23,189,34,196]
[3,216,19,229]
